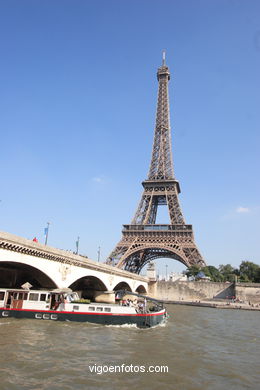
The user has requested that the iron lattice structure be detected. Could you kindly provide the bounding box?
[106,55,206,273]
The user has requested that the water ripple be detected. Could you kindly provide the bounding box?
[0,306,259,390]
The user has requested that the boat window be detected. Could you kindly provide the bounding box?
[29,293,39,301]
[18,293,24,300]
[43,314,50,320]
[35,314,42,319]
[40,294,47,301]
[51,314,58,320]
[96,307,103,312]
[88,306,95,311]
[73,306,79,311]
[23,293,28,300]
[104,308,111,312]
[0,291,5,300]
[14,292,19,299]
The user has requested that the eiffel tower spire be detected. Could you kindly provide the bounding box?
[106,54,206,273]
[148,51,174,180]
[131,53,185,226]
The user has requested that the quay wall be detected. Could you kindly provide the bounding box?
[150,281,260,303]
[151,281,235,301]
[235,283,260,304]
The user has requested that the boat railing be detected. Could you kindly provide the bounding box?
[116,290,164,311]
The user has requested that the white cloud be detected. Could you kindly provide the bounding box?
[236,206,250,214]
[92,177,102,183]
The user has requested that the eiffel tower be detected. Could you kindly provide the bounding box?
[106,53,206,273]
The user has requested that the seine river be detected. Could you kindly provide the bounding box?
[0,305,259,390]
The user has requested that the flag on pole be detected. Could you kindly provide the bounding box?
[44,222,50,245]
[76,237,80,254]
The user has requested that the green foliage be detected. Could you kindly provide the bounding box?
[218,264,236,282]
[254,268,260,283]
[202,266,223,282]
[185,265,201,278]
[72,299,91,304]
[185,260,260,283]
[239,261,260,282]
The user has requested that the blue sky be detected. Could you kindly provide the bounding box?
[0,0,259,276]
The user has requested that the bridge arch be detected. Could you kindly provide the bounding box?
[69,275,108,300]
[135,284,147,294]
[0,261,57,289]
[113,281,132,292]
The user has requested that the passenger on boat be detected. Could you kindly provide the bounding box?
[138,301,144,312]
[65,294,72,303]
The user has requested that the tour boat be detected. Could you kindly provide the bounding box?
[0,288,167,328]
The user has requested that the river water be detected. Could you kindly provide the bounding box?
[0,305,259,390]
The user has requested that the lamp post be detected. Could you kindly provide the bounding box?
[165,264,168,281]
[98,246,101,262]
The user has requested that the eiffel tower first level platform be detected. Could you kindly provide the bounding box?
[106,53,206,273]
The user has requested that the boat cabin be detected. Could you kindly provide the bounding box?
[0,288,79,311]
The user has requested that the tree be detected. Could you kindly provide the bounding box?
[254,267,260,283]
[218,264,236,282]
[239,261,260,282]
[202,266,223,282]
[185,265,201,279]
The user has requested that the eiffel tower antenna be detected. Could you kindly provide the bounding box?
[106,55,206,273]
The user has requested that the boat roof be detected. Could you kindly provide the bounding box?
[116,290,164,304]
[0,288,73,294]
[50,288,73,294]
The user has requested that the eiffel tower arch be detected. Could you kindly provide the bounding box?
[106,53,206,273]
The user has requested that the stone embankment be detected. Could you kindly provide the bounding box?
[163,299,260,311]
[154,280,235,301]
[151,280,260,311]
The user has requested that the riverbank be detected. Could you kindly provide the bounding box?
[164,299,260,311]
[154,280,260,307]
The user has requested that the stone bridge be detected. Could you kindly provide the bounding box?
[0,231,148,299]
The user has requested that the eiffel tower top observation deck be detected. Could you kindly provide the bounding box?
[106,53,205,273]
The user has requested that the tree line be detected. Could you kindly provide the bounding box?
[185,261,260,283]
